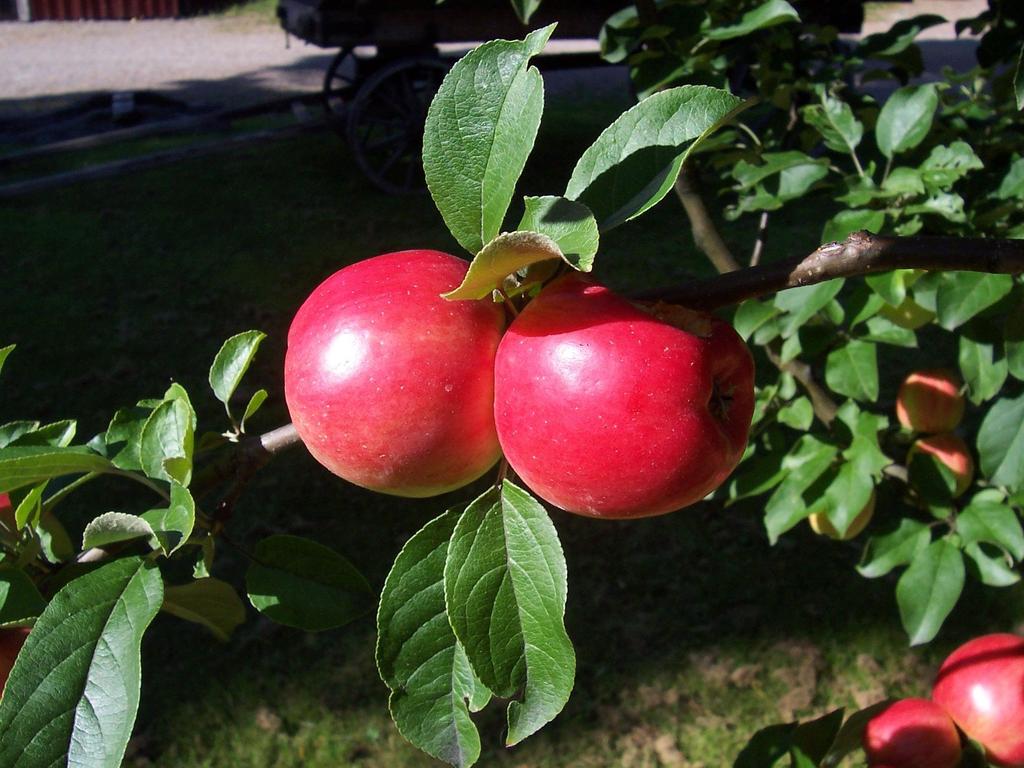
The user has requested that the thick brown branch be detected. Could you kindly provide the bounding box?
[644,231,1024,310]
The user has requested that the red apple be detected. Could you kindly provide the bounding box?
[932,633,1024,767]
[284,250,505,497]
[0,627,30,698]
[896,369,965,434]
[493,275,754,518]
[907,433,974,498]
[808,491,876,540]
[863,697,961,768]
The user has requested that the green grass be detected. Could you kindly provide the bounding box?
[2,93,1019,768]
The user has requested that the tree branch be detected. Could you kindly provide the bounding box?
[643,231,1024,310]
[673,166,743,273]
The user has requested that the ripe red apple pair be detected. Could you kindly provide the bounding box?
[284,250,755,518]
[864,633,1024,768]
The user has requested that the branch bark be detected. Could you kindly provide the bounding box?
[643,231,1024,310]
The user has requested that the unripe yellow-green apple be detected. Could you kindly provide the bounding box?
[907,433,974,498]
[896,369,965,434]
[880,297,935,330]
[284,250,505,497]
[808,491,876,539]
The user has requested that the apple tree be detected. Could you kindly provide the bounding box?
[1,1,1024,766]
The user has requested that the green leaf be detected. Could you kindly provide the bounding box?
[162,578,247,642]
[140,397,194,486]
[791,708,845,765]
[821,701,894,768]
[876,85,939,158]
[0,567,46,626]
[209,330,266,408]
[821,209,884,244]
[0,557,163,768]
[919,142,983,191]
[774,279,844,337]
[141,481,195,556]
[733,299,779,341]
[423,26,554,255]
[764,436,839,543]
[959,333,1008,405]
[703,0,799,40]
[863,316,917,347]
[517,196,599,270]
[733,722,797,768]
[858,519,932,579]
[880,167,925,197]
[240,389,268,431]
[565,85,748,230]
[997,157,1024,200]
[730,152,829,215]
[904,192,966,223]
[964,543,1020,587]
[777,397,813,431]
[10,420,77,448]
[1005,306,1024,381]
[729,446,787,501]
[36,510,74,565]
[864,270,914,307]
[0,345,14,378]
[978,393,1024,489]
[443,231,566,301]
[445,481,574,745]
[509,0,539,24]
[14,483,45,530]
[935,272,1014,330]
[958,501,1024,560]
[377,510,488,767]
[896,539,964,645]
[803,94,863,155]
[246,534,372,631]
[825,340,879,402]
[82,511,157,551]
[106,404,155,471]
[0,422,40,450]
[0,446,113,495]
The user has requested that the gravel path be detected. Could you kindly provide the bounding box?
[0,16,335,119]
[0,0,988,124]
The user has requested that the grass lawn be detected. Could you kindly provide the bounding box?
[1,86,1019,767]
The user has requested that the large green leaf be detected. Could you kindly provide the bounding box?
[377,510,489,767]
[918,141,983,191]
[876,85,939,158]
[774,279,844,336]
[825,340,879,402]
[858,519,932,579]
[208,330,266,408]
[162,578,247,642]
[764,436,839,543]
[959,333,1008,405]
[0,446,113,495]
[977,393,1024,490]
[935,272,1014,330]
[246,534,371,631]
[803,94,863,156]
[0,567,46,627]
[0,556,163,768]
[81,511,157,551]
[565,86,747,230]
[445,481,574,745]
[702,0,799,40]
[896,539,964,645]
[139,397,194,486]
[517,196,599,271]
[957,501,1024,561]
[423,26,554,255]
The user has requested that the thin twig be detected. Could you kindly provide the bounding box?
[673,165,742,273]
[750,212,769,266]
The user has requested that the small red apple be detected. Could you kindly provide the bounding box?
[493,275,754,518]
[0,627,30,698]
[284,250,505,497]
[907,433,974,498]
[808,491,876,540]
[932,633,1024,768]
[863,697,962,768]
[896,369,965,434]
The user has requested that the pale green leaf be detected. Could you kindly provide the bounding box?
[443,231,565,301]
[517,196,598,271]
[876,85,939,158]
